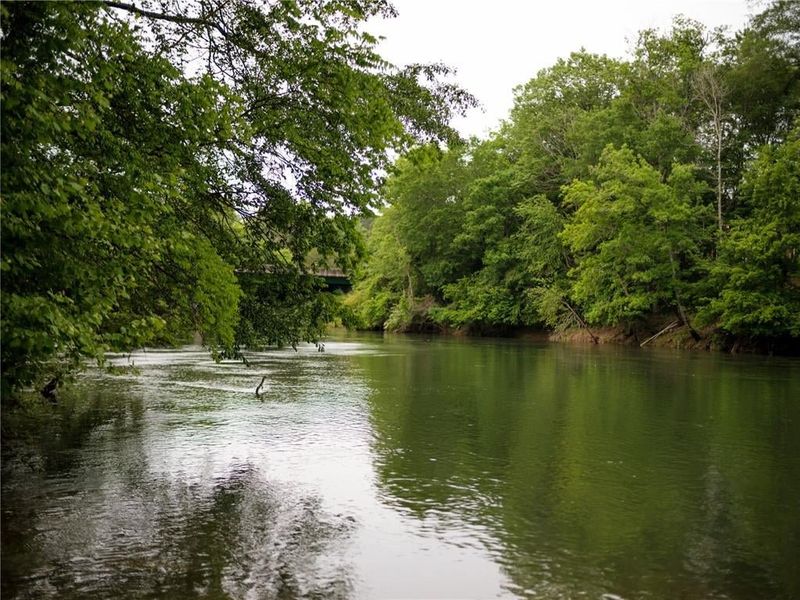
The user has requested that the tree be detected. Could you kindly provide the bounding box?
[504,52,628,199]
[694,63,729,231]
[383,145,476,296]
[560,146,711,329]
[726,0,800,148]
[343,1,798,348]
[345,210,415,330]
[1,3,243,398]
[510,195,599,338]
[698,128,800,339]
[611,18,708,176]
[0,0,475,399]
[716,0,799,218]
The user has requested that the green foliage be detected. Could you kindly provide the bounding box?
[344,211,413,329]
[561,146,710,325]
[727,1,800,146]
[384,144,490,295]
[505,51,628,198]
[436,270,535,331]
[235,273,341,350]
[512,196,572,329]
[698,129,800,337]
[0,0,474,398]
[1,3,244,395]
[350,2,799,346]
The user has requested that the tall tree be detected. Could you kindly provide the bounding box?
[505,52,627,199]
[560,146,711,329]
[698,127,800,339]
[334,1,800,347]
[345,210,415,330]
[694,63,729,231]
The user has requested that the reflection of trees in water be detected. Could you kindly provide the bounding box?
[4,462,356,600]
[2,385,146,475]
[682,463,782,600]
[2,385,148,600]
[2,388,357,600]
[360,341,800,599]
[144,465,355,600]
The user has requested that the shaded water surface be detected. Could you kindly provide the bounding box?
[2,335,799,599]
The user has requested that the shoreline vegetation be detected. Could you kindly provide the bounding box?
[334,322,799,356]
[457,325,797,356]
[341,3,800,354]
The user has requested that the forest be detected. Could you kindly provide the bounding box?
[345,2,800,351]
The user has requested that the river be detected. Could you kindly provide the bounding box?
[2,334,799,599]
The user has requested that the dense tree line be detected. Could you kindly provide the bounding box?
[347,2,800,349]
[0,0,475,400]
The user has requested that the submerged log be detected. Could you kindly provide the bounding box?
[255,376,268,399]
[41,377,61,403]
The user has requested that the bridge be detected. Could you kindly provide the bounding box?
[237,268,352,293]
[314,269,352,292]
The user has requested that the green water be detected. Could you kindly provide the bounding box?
[2,335,799,599]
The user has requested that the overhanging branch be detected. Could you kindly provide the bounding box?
[100,1,233,41]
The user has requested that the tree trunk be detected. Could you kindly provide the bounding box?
[694,64,727,233]
[669,252,701,341]
[562,299,599,344]
[640,321,679,347]
[717,123,723,232]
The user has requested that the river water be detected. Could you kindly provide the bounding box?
[2,334,799,599]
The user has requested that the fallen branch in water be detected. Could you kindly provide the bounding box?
[640,321,679,347]
[561,299,599,344]
[255,376,268,399]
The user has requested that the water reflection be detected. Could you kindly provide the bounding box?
[5,464,354,599]
[2,348,363,599]
[2,337,799,599]
[357,338,800,599]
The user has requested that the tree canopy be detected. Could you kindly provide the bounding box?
[348,2,799,350]
[0,0,476,398]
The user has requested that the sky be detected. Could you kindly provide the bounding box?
[368,0,756,138]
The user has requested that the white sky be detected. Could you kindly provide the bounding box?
[369,0,756,138]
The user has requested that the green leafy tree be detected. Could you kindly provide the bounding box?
[436,238,537,332]
[339,1,798,348]
[345,210,415,330]
[383,145,475,296]
[561,146,711,328]
[725,0,800,148]
[427,133,539,331]
[0,0,474,398]
[698,128,800,338]
[505,52,628,199]
[511,195,586,334]
[1,3,243,397]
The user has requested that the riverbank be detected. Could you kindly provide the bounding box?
[544,324,798,355]
[351,322,799,356]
